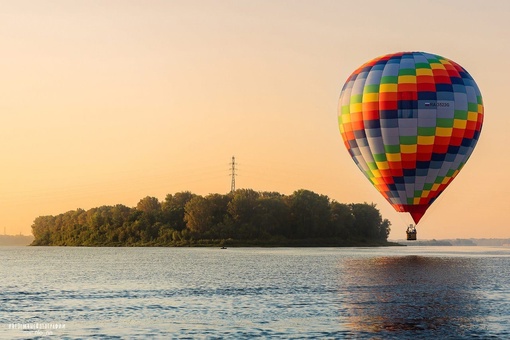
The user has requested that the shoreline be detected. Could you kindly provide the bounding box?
[30,238,403,247]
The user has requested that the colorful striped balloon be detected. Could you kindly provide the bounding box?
[338,52,483,224]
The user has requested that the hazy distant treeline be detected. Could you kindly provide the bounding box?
[0,235,34,246]
[31,189,391,246]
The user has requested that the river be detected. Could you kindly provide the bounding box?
[1,246,509,339]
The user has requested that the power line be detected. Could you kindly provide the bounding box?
[230,156,237,192]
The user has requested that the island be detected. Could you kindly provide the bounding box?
[31,189,395,247]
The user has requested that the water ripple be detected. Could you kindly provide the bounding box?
[1,247,509,339]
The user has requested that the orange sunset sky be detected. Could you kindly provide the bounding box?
[1,0,509,239]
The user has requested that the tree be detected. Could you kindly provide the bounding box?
[31,216,54,245]
[162,191,195,230]
[184,196,214,234]
[330,201,353,238]
[252,196,290,237]
[379,219,391,241]
[287,189,331,238]
[227,189,260,226]
[136,196,161,214]
[350,203,383,239]
[111,204,132,228]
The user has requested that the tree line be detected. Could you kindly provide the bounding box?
[31,189,391,246]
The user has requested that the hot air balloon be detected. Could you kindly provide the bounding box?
[338,52,483,239]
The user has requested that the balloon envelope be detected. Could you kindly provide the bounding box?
[338,52,483,224]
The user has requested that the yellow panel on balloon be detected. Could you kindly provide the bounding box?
[417,136,434,145]
[436,127,452,137]
[380,84,397,92]
[363,93,379,102]
[376,161,389,170]
[398,75,416,84]
[431,63,445,69]
[416,68,433,76]
[386,153,401,162]
[350,103,362,112]
[467,111,478,121]
[400,145,417,153]
[453,119,467,129]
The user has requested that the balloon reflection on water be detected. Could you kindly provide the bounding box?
[337,256,485,336]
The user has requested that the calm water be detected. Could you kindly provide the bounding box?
[1,246,509,339]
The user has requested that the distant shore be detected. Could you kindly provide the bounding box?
[0,235,34,246]
[390,238,510,247]
[28,238,401,247]
[208,238,402,248]
[23,238,510,247]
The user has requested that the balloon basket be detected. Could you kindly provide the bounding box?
[406,224,417,241]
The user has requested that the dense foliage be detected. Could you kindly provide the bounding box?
[31,189,391,246]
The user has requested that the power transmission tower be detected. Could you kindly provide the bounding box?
[230,156,237,192]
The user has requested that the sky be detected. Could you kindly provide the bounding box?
[1,0,509,239]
